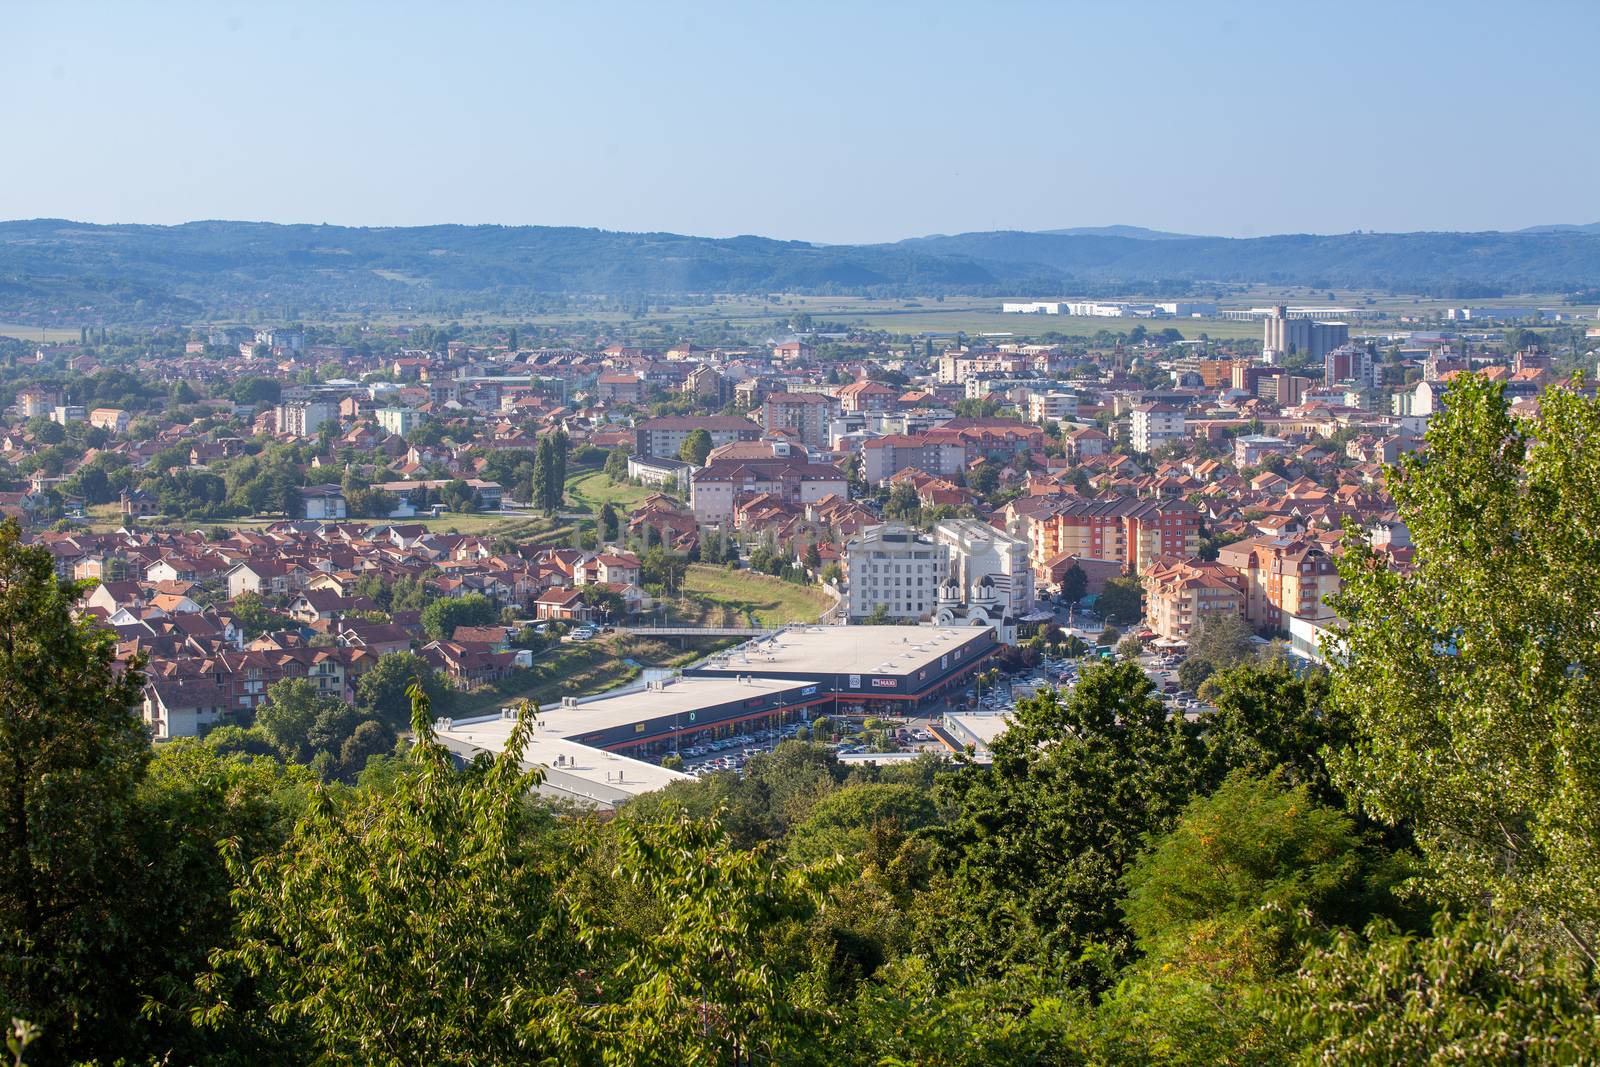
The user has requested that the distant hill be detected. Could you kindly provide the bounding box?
[1036,225,1201,240]
[3,218,1600,323]
[1513,222,1600,236]
[888,229,1600,292]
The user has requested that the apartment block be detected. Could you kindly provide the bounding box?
[1129,402,1185,453]
[376,407,422,436]
[1216,535,1341,632]
[634,415,761,458]
[761,391,837,450]
[1141,557,1248,640]
[1026,391,1079,424]
[1028,496,1201,580]
[689,458,849,525]
[276,400,336,438]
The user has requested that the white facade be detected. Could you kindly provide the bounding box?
[376,407,421,436]
[844,525,948,622]
[933,518,1034,616]
[1130,404,1185,453]
[1027,391,1079,424]
[277,400,336,437]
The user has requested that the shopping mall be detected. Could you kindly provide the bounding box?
[434,623,998,808]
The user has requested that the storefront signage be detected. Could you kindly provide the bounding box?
[871,678,898,689]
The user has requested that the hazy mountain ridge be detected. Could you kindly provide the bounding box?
[3,218,1600,323]
[1036,224,1201,240]
[889,228,1600,290]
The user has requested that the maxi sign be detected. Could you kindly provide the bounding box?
[871,677,898,689]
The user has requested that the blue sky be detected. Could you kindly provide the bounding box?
[3,0,1596,242]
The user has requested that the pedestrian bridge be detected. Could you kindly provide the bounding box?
[615,626,775,637]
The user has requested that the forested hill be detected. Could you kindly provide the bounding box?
[4,217,1600,322]
[889,228,1600,292]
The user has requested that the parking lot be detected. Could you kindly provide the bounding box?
[965,648,1214,721]
[667,642,1215,777]
[676,722,806,776]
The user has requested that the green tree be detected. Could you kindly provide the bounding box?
[1328,376,1600,963]
[1123,772,1403,982]
[786,782,936,864]
[202,694,575,1064]
[440,479,477,513]
[228,591,277,638]
[1275,912,1600,1063]
[420,592,497,641]
[968,461,1001,497]
[1186,612,1256,669]
[355,652,454,726]
[678,427,713,466]
[598,501,620,542]
[339,720,396,779]
[559,815,837,1065]
[924,661,1204,981]
[551,429,569,510]
[603,447,630,484]
[1202,659,1344,803]
[640,546,687,596]
[256,677,342,763]
[533,436,556,514]
[885,483,920,522]
[1096,575,1143,625]
[0,519,150,1059]
[1058,563,1088,605]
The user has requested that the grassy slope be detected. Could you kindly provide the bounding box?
[450,633,732,718]
[681,564,831,628]
[564,468,652,513]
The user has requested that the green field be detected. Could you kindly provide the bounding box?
[0,322,81,342]
[681,564,832,627]
[87,283,1588,347]
[287,295,1265,342]
[564,468,652,513]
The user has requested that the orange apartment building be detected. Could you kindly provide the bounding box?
[1028,496,1201,582]
[1141,557,1249,640]
[1216,535,1340,632]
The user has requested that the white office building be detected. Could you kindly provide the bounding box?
[844,525,948,622]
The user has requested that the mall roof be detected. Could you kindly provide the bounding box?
[696,624,989,679]
[434,711,691,809]
[541,675,803,734]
